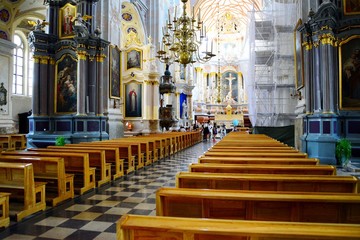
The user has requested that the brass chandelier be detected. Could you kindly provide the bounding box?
[156,0,215,66]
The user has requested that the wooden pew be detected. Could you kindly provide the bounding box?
[210,146,294,151]
[1,151,95,195]
[176,172,359,193]
[68,143,135,174]
[0,155,74,206]
[117,215,360,240]
[131,137,158,162]
[214,141,288,147]
[110,139,152,166]
[9,134,27,150]
[0,162,46,221]
[142,135,171,158]
[189,163,336,175]
[207,148,300,153]
[156,187,360,223]
[203,151,308,158]
[138,136,165,160]
[0,192,10,228]
[28,148,111,187]
[51,145,124,180]
[198,156,319,165]
[0,135,13,151]
[83,142,143,170]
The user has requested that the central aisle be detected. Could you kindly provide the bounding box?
[1,140,215,240]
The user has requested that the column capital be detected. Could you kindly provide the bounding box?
[77,50,87,60]
[195,67,203,73]
[96,54,106,62]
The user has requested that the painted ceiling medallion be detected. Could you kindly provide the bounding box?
[127,27,137,33]
[0,9,10,23]
[122,12,132,21]
[0,30,8,40]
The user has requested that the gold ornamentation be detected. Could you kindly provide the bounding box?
[302,42,312,51]
[96,54,106,62]
[40,56,50,64]
[125,30,142,47]
[319,33,338,46]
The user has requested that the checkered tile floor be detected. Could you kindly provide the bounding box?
[0,141,214,240]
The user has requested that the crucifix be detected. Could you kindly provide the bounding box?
[225,73,236,99]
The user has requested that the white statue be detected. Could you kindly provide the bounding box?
[182,100,188,119]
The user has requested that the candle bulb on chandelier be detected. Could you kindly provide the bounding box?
[174,6,177,20]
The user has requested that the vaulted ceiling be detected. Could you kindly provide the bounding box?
[193,0,262,34]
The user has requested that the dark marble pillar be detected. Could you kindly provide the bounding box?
[32,56,40,115]
[77,49,87,115]
[48,58,55,115]
[88,57,97,115]
[329,42,337,113]
[320,43,330,113]
[313,46,322,112]
[304,44,312,114]
[96,54,104,116]
[39,57,49,115]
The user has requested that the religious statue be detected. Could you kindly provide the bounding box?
[182,100,188,119]
[28,19,49,32]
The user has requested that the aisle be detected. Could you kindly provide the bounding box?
[0,140,214,240]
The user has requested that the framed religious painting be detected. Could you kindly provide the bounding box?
[124,82,142,118]
[126,48,142,70]
[55,54,78,113]
[339,35,360,110]
[343,0,360,15]
[58,3,77,39]
[294,18,304,90]
[109,45,121,99]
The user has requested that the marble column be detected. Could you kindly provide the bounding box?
[77,50,87,115]
[32,56,41,115]
[48,58,55,115]
[88,57,97,115]
[39,56,49,115]
[188,94,193,120]
[320,43,330,113]
[143,80,151,119]
[175,92,180,119]
[96,54,105,116]
[304,42,312,114]
[313,45,321,113]
[151,77,160,119]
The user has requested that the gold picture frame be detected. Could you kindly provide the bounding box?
[294,18,304,90]
[58,3,77,39]
[124,81,142,118]
[126,48,142,70]
[109,45,121,99]
[343,0,360,15]
[339,35,360,110]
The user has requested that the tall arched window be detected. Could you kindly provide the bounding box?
[13,34,24,95]
[13,33,33,96]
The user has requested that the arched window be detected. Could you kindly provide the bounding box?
[13,33,33,96]
[13,34,24,95]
